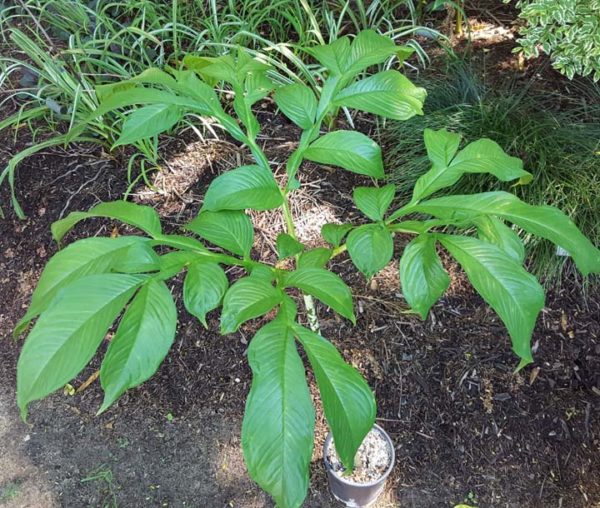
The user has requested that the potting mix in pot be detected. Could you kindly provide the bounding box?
[326,427,392,484]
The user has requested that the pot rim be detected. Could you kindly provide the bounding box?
[323,423,395,488]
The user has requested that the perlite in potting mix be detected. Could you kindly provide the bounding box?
[326,427,392,483]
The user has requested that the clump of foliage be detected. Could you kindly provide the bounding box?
[383,59,600,285]
[15,32,600,508]
[510,0,600,81]
[0,0,439,217]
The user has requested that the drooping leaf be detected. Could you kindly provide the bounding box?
[304,130,384,178]
[283,268,355,323]
[475,216,525,264]
[242,317,314,508]
[413,192,600,276]
[183,261,228,327]
[298,247,332,269]
[16,274,145,419]
[99,279,177,413]
[333,70,426,120]
[187,210,254,258]
[220,277,282,333]
[91,86,212,120]
[203,165,283,211]
[438,234,545,363]
[52,201,161,242]
[151,234,208,253]
[15,236,147,335]
[347,224,394,278]
[276,233,304,259]
[156,251,198,279]
[353,184,396,221]
[399,234,449,319]
[321,223,353,247]
[114,104,182,147]
[274,83,317,129]
[412,130,532,202]
[294,325,375,470]
[111,241,161,274]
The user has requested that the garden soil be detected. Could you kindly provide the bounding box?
[1,29,600,508]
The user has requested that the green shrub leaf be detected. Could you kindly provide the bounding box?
[111,241,160,274]
[304,130,384,178]
[298,247,332,269]
[220,277,282,333]
[475,216,525,264]
[346,29,407,75]
[413,192,600,276]
[99,279,177,413]
[399,235,449,319]
[305,36,351,75]
[183,261,229,327]
[276,233,304,259]
[412,129,532,202]
[274,83,317,129]
[242,317,314,508]
[438,234,545,363]
[203,165,283,211]
[283,268,355,323]
[353,184,396,221]
[114,104,182,147]
[321,223,353,247]
[347,224,394,278]
[52,201,161,242]
[187,210,254,258]
[17,273,145,419]
[15,237,147,335]
[294,325,375,470]
[334,70,426,120]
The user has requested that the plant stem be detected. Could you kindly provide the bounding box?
[280,189,321,332]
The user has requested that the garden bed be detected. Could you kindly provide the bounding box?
[1,107,599,506]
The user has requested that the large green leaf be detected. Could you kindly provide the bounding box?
[294,325,375,470]
[438,234,545,363]
[399,235,449,319]
[346,30,408,75]
[304,130,384,178]
[220,277,282,333]
[242,317,315,508]
[183,261,228,327]
[15,236,147,335]
[203,165,283,212]
[353,184,396,221]
[413,192,600,276]
[99,279,177,413]
[412,130,532,202]
[347,224,394,278]
[186,210,254,258]
[16,274,145,419]
[475,216,525,264]
[333,70,426,120]
[114,104,182,147]
[283,268,355,323]
[274,83,317,129]
[52,201,161,242]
